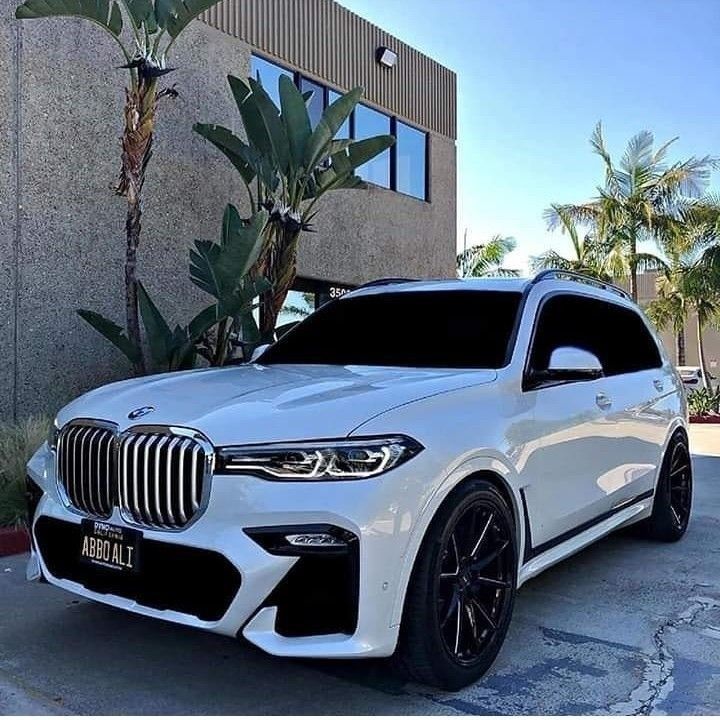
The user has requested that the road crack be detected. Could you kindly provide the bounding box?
[606,594,720,715]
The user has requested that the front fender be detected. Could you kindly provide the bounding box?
[389,451,526,628]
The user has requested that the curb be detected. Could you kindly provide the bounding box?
[0,527,30,557]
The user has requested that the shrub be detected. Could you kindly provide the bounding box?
[687,387,720,417]
[0,416,49,528]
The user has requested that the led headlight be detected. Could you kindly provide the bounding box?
[47,419,60,451]
[218,436,423,480]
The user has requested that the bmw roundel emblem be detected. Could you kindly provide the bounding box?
[128,406,155,420]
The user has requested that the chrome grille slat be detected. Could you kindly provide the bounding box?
[57,422,209,529]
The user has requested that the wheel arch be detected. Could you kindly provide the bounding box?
[390,456,525,629]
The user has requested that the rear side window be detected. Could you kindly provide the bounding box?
[261,290,522,369]
[528,294,662,376]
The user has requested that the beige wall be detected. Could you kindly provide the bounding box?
[1,0,457,421]
[636,272,720,371]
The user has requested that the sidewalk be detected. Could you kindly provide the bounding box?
[689,424,720,457]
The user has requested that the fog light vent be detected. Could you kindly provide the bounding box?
[285,533,346,548]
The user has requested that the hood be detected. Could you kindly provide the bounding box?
[57,364,497,445]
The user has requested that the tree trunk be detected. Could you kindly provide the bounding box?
[259,225,301,338]
[697,323,711,389]
[629,233,638,303]
[117,78,160,376]
[697,316,711,390]
[676,328,686,366]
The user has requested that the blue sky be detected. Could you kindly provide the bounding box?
[338,0,720,272]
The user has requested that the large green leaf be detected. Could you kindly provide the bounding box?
[348,135,395,170]
[246,77,290,175]
[303,87,363,170]
[189,208,268,314]
[124,0,156,32]
[137,281,174,367]
[16,0,123,37]
[279,75,311,171]
[193,123,257,186]
[156,0,223,37]
[77,309,142,364]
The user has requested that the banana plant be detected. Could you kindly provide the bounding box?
[78,207,269,372]
[194,74,395,336]
[16,0,225,375]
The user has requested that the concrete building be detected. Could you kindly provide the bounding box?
[635,272,720,373]
[1,0,457,421]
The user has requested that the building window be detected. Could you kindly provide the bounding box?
[300,77,325,129]
[249,54,429,201]
[354,105,391,188]
[396,121,427,200]
[250,55,293,106]
[328,89,351,138]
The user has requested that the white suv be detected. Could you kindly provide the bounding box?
[26,271,691,690]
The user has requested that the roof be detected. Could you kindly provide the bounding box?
[347,274,635,305]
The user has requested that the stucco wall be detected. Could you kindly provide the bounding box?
[1,4,456,421]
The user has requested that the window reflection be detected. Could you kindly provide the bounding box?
[250,55,293,106]
[355,104,391,188]
[396,121,427,200]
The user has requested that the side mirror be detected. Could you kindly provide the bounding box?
[527,346,603,389]
[249,344,270,363]
[548,347,603,373]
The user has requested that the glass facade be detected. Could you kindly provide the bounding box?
[300,77,325,129]
[250,55,293,106]
[354,104,391,188]
[396,121,427,200]
[250,54,428,201]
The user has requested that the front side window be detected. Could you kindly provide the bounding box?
[527,294,662,379]
[261,290,522,369]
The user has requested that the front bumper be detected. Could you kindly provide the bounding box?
[27,442,419,658]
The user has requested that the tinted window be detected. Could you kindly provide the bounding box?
[528,294,662,377]
[355,105,391,188]
[301,77,324,129]
[261,290,522,369]
[396,121,427,200]
[251,55,293,106]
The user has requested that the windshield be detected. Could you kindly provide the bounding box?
[261,289,522,369]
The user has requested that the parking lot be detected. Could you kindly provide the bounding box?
[1,429,719,715]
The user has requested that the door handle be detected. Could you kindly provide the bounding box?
[653,378,664,392]
[595,392,612,409]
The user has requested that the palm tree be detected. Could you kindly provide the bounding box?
[645,201,720,380]
[457,234,519,277]
[15,0,224,374]
[550,123,716,302]
[532,205,615,280]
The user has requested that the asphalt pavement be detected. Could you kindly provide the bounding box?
[1,429,719,715]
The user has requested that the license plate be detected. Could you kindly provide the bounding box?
[80,520,141,573]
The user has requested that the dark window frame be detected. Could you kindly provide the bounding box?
[250,53,429,202]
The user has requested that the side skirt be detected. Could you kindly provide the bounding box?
[517,489,654,585]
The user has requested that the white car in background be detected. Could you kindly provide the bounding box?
[677,365,714,391]
[26,270,692,690]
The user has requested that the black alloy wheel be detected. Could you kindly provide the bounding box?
[641,433,693,542]
[396,479,517,690]
[435,500,513,664]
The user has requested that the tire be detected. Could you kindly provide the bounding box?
[640,433,693,542]
[395,479,517,690]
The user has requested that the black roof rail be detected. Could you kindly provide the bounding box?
[530,269,633,302]
[355,277,421,290]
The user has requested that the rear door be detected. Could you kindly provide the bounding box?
[594,303,673,505]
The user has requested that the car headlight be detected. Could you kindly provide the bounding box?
[47,419,60,451]
[217,436,423,480]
